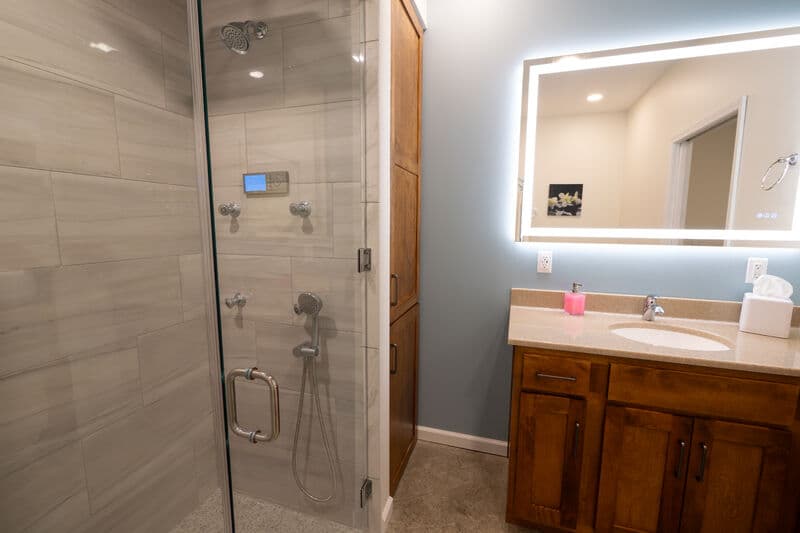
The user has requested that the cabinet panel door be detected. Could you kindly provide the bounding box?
[390,164,419,322]
[680,419,791,533]
[596,406,693,533]
[391,0,421,175]
[389,304,419,495]
[512,393,585,529]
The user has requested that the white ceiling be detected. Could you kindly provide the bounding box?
[537,61,673,117]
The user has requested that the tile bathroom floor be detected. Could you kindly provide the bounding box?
[387,441,535,532]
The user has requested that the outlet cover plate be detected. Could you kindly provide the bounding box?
[745,257,768,283]
[537,250,553,273]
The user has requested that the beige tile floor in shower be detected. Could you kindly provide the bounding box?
[171,491,357,533]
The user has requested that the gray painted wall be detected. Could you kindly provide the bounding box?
[419,0,800,441]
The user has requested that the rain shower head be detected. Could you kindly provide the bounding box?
[294,292,323,317]
[220,20,267,54]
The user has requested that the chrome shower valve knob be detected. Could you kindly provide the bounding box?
[225,292,247,310]
[289,201,312,218]
[218,202,241,217]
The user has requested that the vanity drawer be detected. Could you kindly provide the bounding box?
[521,352,592,397]
[608,364,800,427]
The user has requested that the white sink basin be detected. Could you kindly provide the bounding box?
[609,323,732,352]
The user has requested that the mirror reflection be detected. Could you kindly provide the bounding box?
[527,40,800,239]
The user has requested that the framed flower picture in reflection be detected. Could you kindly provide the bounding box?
[547,184,583,216]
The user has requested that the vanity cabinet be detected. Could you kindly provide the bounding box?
[679,419,791,532]
[506,347,800,533]
[597,410,791,533]
[595,407,692,532]
[512,393,585,529]
[507,352,609,531]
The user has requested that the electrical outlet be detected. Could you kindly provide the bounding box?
[537,250,553,273]
[745,257,768,283]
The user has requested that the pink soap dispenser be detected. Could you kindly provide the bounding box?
[564,282,585,316]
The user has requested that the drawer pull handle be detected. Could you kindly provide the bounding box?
[390,343,398,375]
[572,422,581,460]
[390,274,399,306]
[535,372,577,382]
[696,442,709,482]
[675,439,686,478]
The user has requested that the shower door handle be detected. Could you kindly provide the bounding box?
[225,367,280,443]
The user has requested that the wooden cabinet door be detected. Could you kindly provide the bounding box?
[680,419,792,533]
[510,393,586,529]
[391,0,422,175]
[596,406,693,533]
[389,304,419,495]
[390,164,419,322]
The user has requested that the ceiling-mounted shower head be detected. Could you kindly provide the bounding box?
[220,20,267,55]
[294,292,323,317]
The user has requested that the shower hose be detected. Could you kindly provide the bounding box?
[291,352,338,503]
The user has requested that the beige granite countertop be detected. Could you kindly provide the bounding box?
[508,290,800,378]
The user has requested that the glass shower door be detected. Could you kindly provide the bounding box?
[197,0,369,530]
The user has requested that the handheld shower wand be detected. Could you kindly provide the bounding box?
[292,292,338,503]
[294,292,322,357]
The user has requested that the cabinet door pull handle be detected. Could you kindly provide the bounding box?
[390,274,399,307]
[390,343,398,374]
[695,442,709,482]
[535,372,577,382]
[675,439,686,478]
[572,421,581,460]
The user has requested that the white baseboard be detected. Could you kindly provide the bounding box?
[417,425,508,457]
[381,496,393,531]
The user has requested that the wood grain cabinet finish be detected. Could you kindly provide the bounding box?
[680,419,792,533]
[389,0,423,496]
[595,406,694,533]
[389,163,420,322]
[389,0,422,324]
[511,393,586,529]
[391,0,421,176]
[389,304,419,495]
[507,347,800,533]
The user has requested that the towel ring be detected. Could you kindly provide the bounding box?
[760,153,798,191]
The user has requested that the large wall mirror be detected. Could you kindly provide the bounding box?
[516,28,800,245]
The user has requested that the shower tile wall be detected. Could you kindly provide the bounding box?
[202,0,377,528]
[0,1,221,532]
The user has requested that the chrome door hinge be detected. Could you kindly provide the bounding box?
[357,248,372,273]
[360,478,373,508]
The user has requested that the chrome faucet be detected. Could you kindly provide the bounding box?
[642,295,665,321]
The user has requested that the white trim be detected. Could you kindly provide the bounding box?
[417,426,509,457]
[377,1,392,532]
[381,496,393,531]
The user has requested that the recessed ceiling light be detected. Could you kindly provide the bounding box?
[89,42,117,53]
[352,54,364,63]
[586,93,604,102]
[249,70,264,79]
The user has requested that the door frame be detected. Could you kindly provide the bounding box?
[665,96,748,237]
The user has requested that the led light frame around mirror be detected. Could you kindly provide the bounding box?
[516,27,800,245]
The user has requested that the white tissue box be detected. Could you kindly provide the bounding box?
[739,292,793,339]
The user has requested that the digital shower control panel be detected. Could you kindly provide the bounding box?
[242,171,289,195]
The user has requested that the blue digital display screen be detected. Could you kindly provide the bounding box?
[243,173,267,193]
